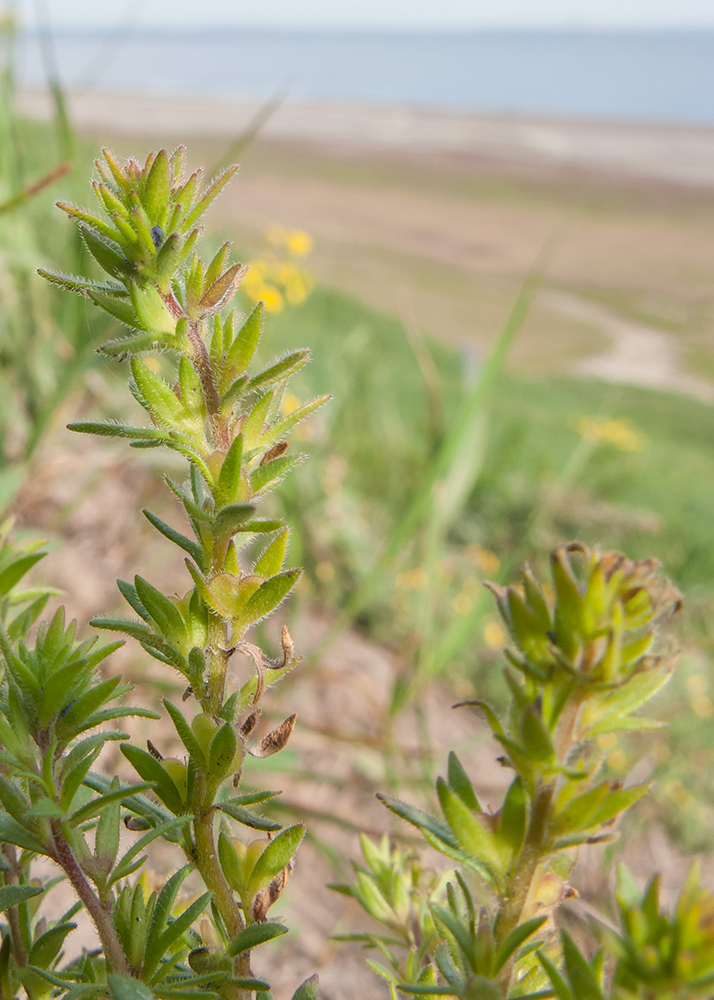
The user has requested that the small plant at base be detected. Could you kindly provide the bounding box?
[341,543,691,998]
[0,147,328,1000]
[330,834,448,998]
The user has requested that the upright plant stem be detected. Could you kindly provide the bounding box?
[50,827,130,975]
[1,845,27,968]
[193,811,251,995]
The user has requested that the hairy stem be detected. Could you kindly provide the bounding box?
[193,809,251,993]
[205,611,230,715]
[50,825,129,975]
[1,845,27,968]
[496,692,585,990]
[497,783,555,949]
[186,321,229,450]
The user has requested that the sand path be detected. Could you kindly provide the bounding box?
[543,289,714,402]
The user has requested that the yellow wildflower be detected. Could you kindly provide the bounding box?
[569,414,647,452]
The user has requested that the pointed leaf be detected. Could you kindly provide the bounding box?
[227,922,287,957]
[237,569,301,627]
[247,825,304,899]
[143,510,204,569]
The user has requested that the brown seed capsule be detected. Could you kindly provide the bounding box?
[249,714,296,758]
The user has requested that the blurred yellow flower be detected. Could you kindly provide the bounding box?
[316,560,336,582]
[287,230,313,256]
[395,567,428,591]
[260,287,283,313]
[452,592,473,615]
[569,414,647,452]
[483,621,506,649]
[242,227,314,312]
[281,392,301,416]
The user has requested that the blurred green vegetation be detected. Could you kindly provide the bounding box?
[241,283,714,851]
[0,28,114,506]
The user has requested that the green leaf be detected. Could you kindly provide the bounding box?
[247,350,310,392]
[554,783,610,836]
[243,392,274,449]
[212,504,255,537]
[225,302,263,376]
[227,922,287,957]
[117,580,151,623]
[120,744,185,815]
[67,422,169,441]
[0,554,45,596]
[145,893,212,982]
[95,777,122,870]
[430,905,476,972]
[0,885,43,912]
[29,922,77,968]
[250,455,302,496]
[143,511,205,570]
[253,529,289,578]
[247,825,304,899]
[134,577,186,640]
[290,975,319,1000]
[111,816,193,884]
[376,794,458,850]
[70,781,154,826]
[520,709,555,763]
[436,779,504,882]
[493,917,546,974]
[144,149,170,223]
[395,988,457,996]
[237,570,301,627]
[499,776,528,854]
[447,752,480,811]
[0,813,47,855]
[230,980,270,993]
[0,773,30,821]
[108,974,156,1000]
[217,803,282,832]
[581,663,673,736]
[81,226,129,277]
[560,932,605,1000]
[38,268,128,297]
[587,783,650,828]
[88,290,145,328]
[217,435,243,506]
[164,700,207,768]
[131,358,185,426]
[91,616,160,642]
[537,951,573,1000]
[259,395,330,449]
[551,549,584,658]
[209,723,238,780]
[182,164,239,231]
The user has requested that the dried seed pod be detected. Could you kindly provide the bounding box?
[248,714,296,758]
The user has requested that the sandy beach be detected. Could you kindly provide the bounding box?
[17,86,714,391]
[17,86,714,187]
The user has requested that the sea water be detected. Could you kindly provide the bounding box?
[14,29,714,126]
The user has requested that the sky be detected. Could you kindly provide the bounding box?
[19,0,714,30]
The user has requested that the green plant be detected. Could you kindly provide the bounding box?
[338,542,706,998]
[0,146,327,1000]
[0,19,113,507]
